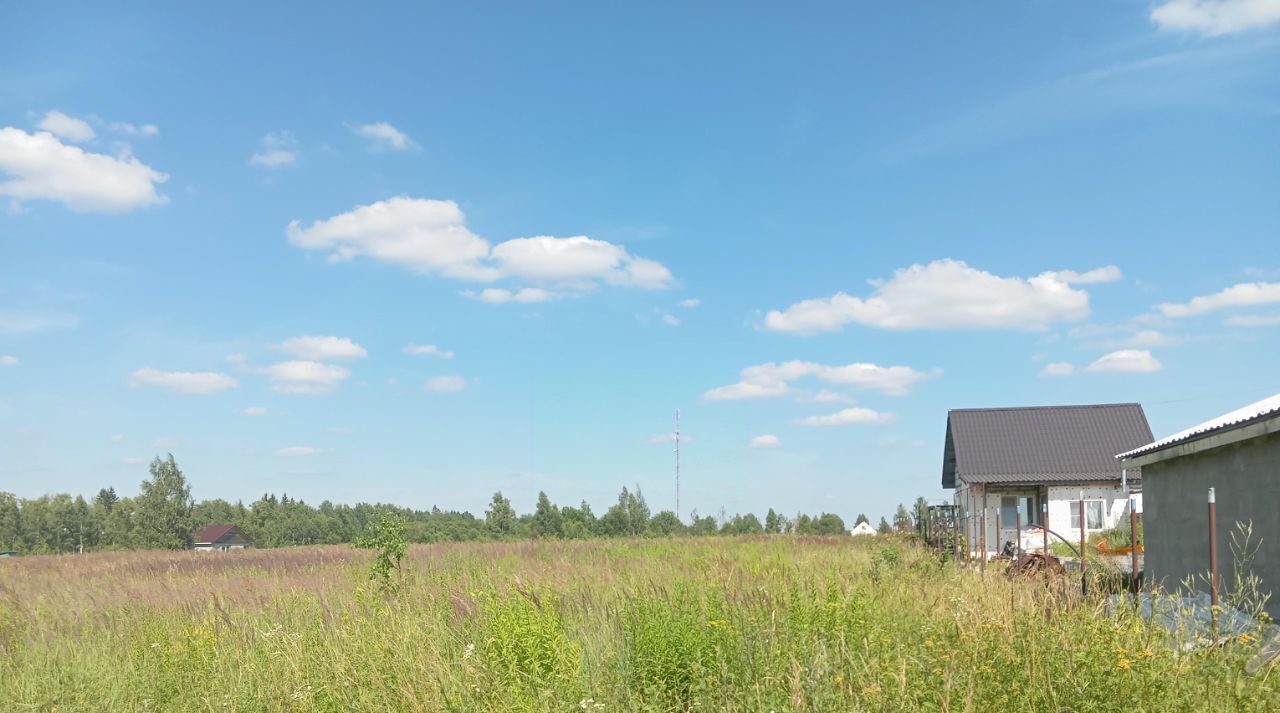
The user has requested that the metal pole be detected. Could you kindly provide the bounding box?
[1042,500,1049,555]
[952,509,959,561]
[1130,498,1140,595]
[1015,510,1022,559]
[1079,495,1087,596]
[980,508,986,573]
[1208,488,1219,612]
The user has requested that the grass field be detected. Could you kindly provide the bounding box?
[1,536,1276,712]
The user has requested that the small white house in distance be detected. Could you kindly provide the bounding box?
[194,524,253,551]
[850,521,877,536]
[942,403,1153,556]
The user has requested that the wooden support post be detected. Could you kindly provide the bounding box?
[1042,501,1049,555]
[980,508,986,574]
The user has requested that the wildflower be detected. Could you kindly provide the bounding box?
[1117,658,1131,670]
[1138,648,1154,659]
[834,674,844,685]
[463,643,475,660]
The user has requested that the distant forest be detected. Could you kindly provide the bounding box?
[0,455,925,554]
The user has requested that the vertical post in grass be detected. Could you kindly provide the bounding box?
[1079,494,1087,596]
[1042,500,1049,556]
[1130,497,1140,595]
[1015,510,1022,559]
[1208,487,1219,634]
[980,508,986,574]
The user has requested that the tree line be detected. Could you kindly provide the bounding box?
[0,455,932,554]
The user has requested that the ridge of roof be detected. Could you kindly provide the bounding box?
[949,402,1142,414]
[1119,392,1280,460]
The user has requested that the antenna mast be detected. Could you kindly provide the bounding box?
[675,408,681,521]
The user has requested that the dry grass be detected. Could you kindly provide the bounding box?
[1,536,1276,711]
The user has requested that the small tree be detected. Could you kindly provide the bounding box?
[134,455,194,550]
[764,508,781,534]
[854,513,870,527]
[355,511,407,591]
[876,517,892,535]
[531,491,563,539]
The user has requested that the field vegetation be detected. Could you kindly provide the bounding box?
[2,535,1276,712]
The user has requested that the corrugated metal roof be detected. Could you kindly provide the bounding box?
[942,403,1153,488]
[1118,393,1280,459]
[195,524,243,544]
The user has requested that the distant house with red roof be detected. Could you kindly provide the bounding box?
[194,524,253,552]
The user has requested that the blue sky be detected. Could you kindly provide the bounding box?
[2,1,1279,523]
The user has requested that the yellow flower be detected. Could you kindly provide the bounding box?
[1117,658,1131,670]
[834,674,844,685]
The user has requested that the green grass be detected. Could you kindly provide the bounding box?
[0,536,1276,711]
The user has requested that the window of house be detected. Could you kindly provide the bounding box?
[1000,496,1038,527]
[1069,500,1105,531]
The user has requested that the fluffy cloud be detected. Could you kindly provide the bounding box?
[288,197,674,295]
[0,355,17,367]
[464,287,561,304]
[749,434,781,448]
[1086,350,1163,374]
[1156,282,1280,318]
[249,131,299,168]
[276,446,324,457]
[661,313,680,326]
[0,127,168,212]
[129,368,239,394]
[680,298,701,308]
[425,375,467,393]
[37,111,95,142]
[243,406,267,416]
[403,343,454,359]
[1039,362,1075,377]
[764,260,1118,334]
[1226,312,1280,327]
[351,122,418,151]
[1151,0,1280,35]
[276,335,367,360]
[703,360,938,401]
[794,407,895,427]
[262,360,350,394]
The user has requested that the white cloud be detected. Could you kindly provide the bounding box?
[703,360,937,401]
[0,127,168,212]
[261,360,350,394]
[110,434,124,442]
[0,309,79,334]
[403,343,454,359]
[351,121,418,151]
[464,287,561,304]
[764,259,1119,334]
[243,406,267,416]
[276,446,324,457]
[287,197,674,294]
[153,436,179,448]
[224,353,247,364]
[0,355,17,367]
[110,122,159,137]
[749,434,781,448]
[122,456,147,465]
[249,131,299,168]
[680,298,701,308]
[1157,282,1280,318]
[276,335,367,360]
[425,375,467,393]
[1225,312,1280,327]
[794,407,896,427]
[1039,362,1075,377]
[37,111,96,143]
[1118,329,1178,348]
[1151,0,1280,35]
[1086,349,1163,374]
[809,389,849,403]
[129,368,239,395]
[661,313,680,326]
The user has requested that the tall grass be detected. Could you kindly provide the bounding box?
[0,536,1275,711]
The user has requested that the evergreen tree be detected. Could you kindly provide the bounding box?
[764,508,781,534]
[893,503,913,532]
[854,513,870,527]
[531,491,563,539]
[876,517,892,535]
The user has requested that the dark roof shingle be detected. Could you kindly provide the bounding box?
[195,524,246,544]
[942,403,1152,488]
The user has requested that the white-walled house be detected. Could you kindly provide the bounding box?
[942,404,1152,556]
[194,524,253,551]
[850,521,876,536]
